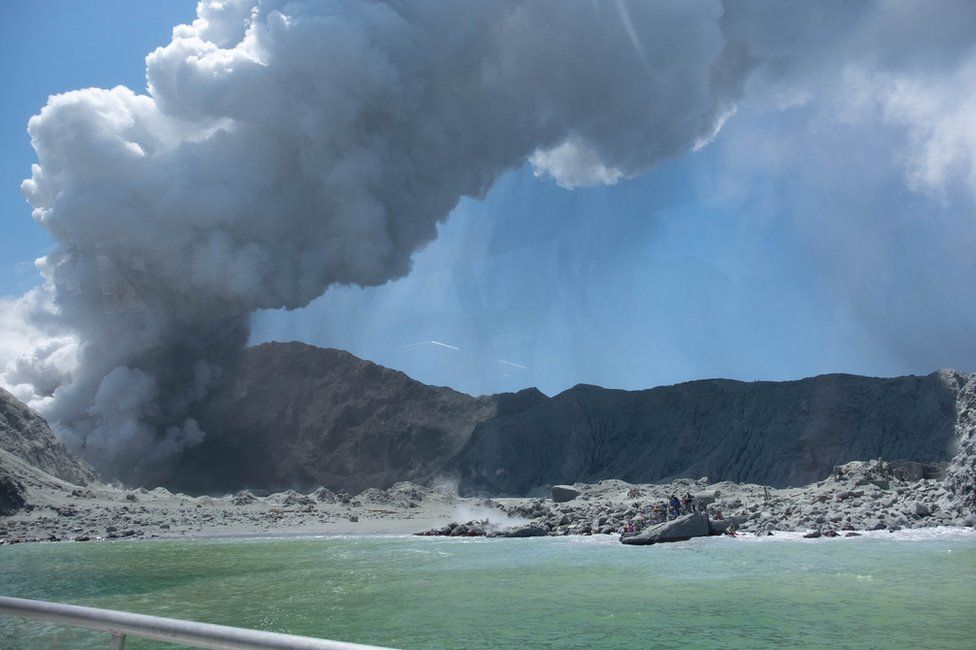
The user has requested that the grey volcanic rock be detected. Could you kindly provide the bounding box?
[620,513,711,545]
[231,490,256,505]
[0,473,27,516]
[707,517,737,535]
[551,485,580,503]
[889,460,946,481]
[500,523,549,538]
[691,490,720,505]
[311,487,338,503]
[172,342,545,493]
[453,370,969,494]
[268,490,314,507]
[0,444,103,520]
[0,388,96,486]
[945,375,976,513]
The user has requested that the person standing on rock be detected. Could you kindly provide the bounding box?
[669,494,681,519]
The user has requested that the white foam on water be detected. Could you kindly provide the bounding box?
[722,525,976,544]
[201,525,976,548]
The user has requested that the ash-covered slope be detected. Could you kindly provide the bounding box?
[0,387,96,486]
[170,342,545,493]
[450,370,970,495]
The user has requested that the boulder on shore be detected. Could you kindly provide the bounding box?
[706,517,739,535]
[620,513,710,545]
[691,489,720,507]
[551,485,580,503]
[500,523,549,538]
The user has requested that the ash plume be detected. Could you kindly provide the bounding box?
[3,0,973,482]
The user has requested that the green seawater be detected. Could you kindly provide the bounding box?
[1,531,974,649]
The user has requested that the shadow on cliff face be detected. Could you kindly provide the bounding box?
[163,342,545,495]
[449,370,969,496]
[156,342,968,497]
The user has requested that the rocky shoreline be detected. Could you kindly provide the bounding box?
[0,481,465,544]
[3,359,974,546]
[414,458,974,542]
[3,373,974,545]
[2,455,972,546]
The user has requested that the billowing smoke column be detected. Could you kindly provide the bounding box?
[7,0,750,481]
[10,0,968,482]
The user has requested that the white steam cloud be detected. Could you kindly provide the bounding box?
[3,0,974,482]
[3,0,742,481]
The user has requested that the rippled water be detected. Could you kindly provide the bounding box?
[1,530,974,649]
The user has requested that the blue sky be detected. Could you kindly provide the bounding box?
[249,96,976,396]
[3,1,975,402]
[0,1,197,296]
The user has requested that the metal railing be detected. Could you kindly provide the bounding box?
[0,596,395,649]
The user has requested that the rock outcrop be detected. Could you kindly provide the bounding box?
[499,523,549,538]
[620,512,712,545]
[0,389,99,517]
[0,445,100,520]
[0,388,96,486]
[551,485,580,503]
[944,374,976,512]
[0,474,27,516]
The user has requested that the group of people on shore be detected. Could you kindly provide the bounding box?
[621,492,711,534]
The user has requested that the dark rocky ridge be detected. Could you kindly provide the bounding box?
[172,342,545,494]
[0,387,96,486]
[0,362,973,541]
[453,370,969,495]
[166,341,970,496]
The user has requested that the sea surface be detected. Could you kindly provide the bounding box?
[0,529,974,649]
